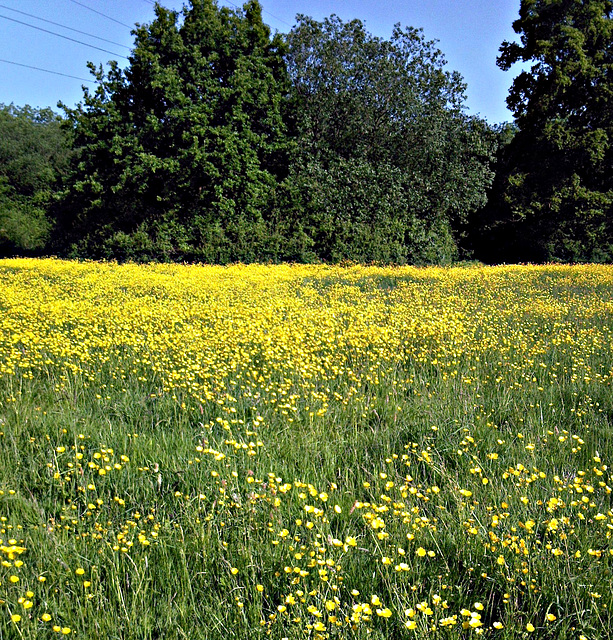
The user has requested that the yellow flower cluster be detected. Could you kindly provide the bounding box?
[0,259,612,638]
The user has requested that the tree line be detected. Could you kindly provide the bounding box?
[1,0,612,264]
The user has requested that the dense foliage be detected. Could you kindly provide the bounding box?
[476,0,613,263]
[283,16,496,263]
[0,105,70,255]
[50,0,496,263]
[56,0,291,262]
[2,0,612,264]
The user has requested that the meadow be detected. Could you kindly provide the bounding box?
[0,259,612,639]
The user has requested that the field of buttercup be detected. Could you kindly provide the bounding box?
[0,259,612,639]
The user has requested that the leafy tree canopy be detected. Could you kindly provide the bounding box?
[54,2,497,264]
[491,0,613,262]
[57,0,291,262]
[0,104,70,254]
[284,15,497,263]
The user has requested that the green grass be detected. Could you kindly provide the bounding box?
[0,260,612,638]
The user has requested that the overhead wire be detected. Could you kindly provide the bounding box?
[0,4,131,50]
[67,0,132,28]
[0,0,293,98]
[259,8,293,28]
[0,14,129,59]
[0,57,99,83]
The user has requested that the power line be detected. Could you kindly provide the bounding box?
[0,4,131,50]
[0,13,129,60]
[67,0,132,29]
[0,57,99,83]
[259,7,293,28]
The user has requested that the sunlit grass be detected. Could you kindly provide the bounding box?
[0,259,612,638]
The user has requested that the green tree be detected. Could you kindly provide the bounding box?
[465,122,520,263]
[0,104,70,255]
[57,0,291,262]
[492,0,613,262]
[283,15,497,263]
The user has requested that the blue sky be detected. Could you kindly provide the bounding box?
[0,0,523,123]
